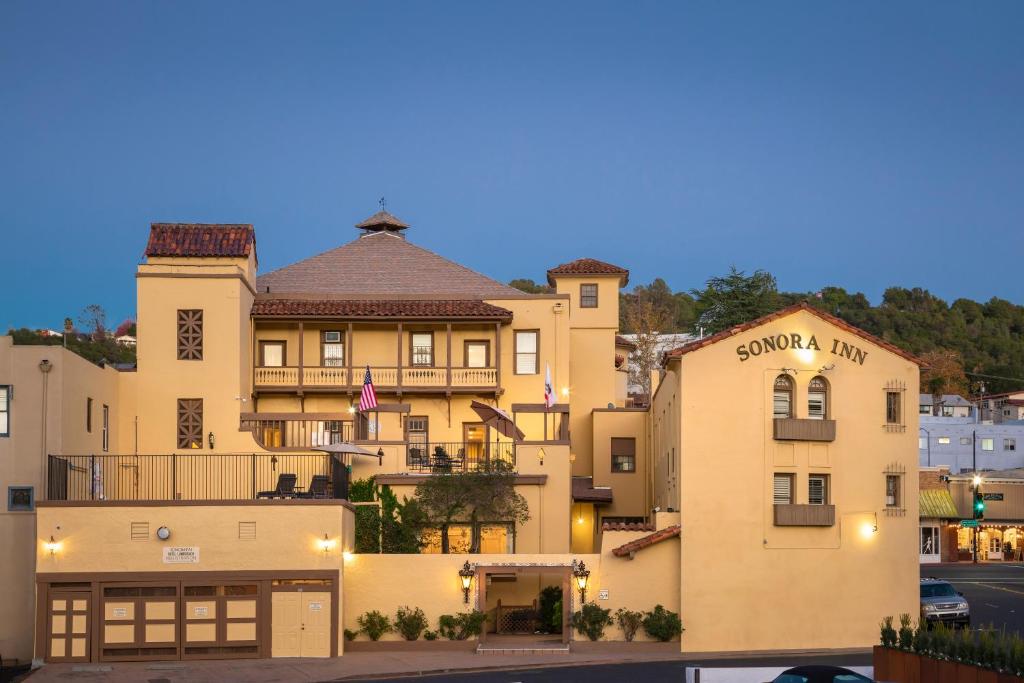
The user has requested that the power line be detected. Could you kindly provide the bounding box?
[964,370,1024,384]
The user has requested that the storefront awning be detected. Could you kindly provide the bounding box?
[920,489,959,519]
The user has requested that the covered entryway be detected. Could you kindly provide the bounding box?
[271,591,331,657]
[475,565,573,645]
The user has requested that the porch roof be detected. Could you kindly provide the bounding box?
[571,476,613,504]
[251,297,513,321]
[920,489,959,519]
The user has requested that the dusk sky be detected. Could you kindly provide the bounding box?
[2,1,1022,331]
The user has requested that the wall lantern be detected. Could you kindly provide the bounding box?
[157,526,171,541]
[44,535,61,557]
[572,559,591,604]
[458,561,475,603]
[537,448,545,467]
[318,533,335,556]
[208,432,215,449]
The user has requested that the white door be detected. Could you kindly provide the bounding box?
[919,525,940,564]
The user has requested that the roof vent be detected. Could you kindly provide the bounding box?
[355,209,410,238]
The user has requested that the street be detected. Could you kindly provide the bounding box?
[923,563,1024,633]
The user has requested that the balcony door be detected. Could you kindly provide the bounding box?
[463,422,488,463]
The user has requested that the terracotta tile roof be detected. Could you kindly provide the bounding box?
[615,335,637,350]
[355,210,410,230]
[601,521,655,532]
[663,302,923,366]
[251,298,513,320]
[572,477,613,504]
[146,223,255,258]
[258,232,525,299]
[546,258,629,287]
[611,524,681,558]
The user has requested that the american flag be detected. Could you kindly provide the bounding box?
[359,365,378,411]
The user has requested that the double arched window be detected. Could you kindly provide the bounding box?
[808,376,829,419]
[773,375,794,419]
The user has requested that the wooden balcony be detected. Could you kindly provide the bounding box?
[773,418,836,442]
[254,365,498,394]
[773,503,836,527]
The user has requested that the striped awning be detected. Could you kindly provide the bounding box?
[920,489,959,519]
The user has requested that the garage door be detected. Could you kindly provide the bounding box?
[100,585,178,661]
[182,583,260,658]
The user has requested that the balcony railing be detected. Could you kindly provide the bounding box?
[405,442,515,474]
[241,413,355,450]
[255,365,497,391]
[46,453,347,502]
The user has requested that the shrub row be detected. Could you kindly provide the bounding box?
[881,613,1024,675]
[350,608,487,642]
[572,603,683,642]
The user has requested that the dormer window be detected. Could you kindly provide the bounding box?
[773,375,794,419]
[580,283,598,308]
[808,376,828,420]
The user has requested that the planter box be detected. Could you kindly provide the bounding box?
[873,648,1024,683]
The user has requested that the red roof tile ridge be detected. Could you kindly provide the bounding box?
[610,524,681,557]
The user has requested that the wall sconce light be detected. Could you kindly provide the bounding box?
[860,513,879,539]
[318,534,335,556]
[377,447,385,465]
[572,559,591,604]
[347,406,356,414]
[458,561,475,604]
[44,535,61,557]
[561,387,569,397]
[537,448,545,466]
[157,526,171,541]
[208,432,215,449]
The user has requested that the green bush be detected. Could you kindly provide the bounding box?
[897,613,914,650]
[537,585,563,634]
[571,603,612,641]
[423,630,438,641]
[438,611,487,640]
[879,615,897,648]
[344,628,358,642]
[357,610,393,641]
[882,615,1024,676]
[642,605,683,642]
[395,606,429,641]
[615,608,644,642]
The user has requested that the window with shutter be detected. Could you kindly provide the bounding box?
[808,376,828,419]
[260,341,285,367]
[808,474,829,505]
[611,438,636,472]
[773,474,793,505]
[773,375,793,419]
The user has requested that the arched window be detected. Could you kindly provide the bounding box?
[808,376,829,420]
[773,375,794,419]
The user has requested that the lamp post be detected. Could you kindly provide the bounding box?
[458,561,474,604]
[572,559,591,605]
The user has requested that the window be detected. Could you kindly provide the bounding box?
[611,438,636,472]
[937,436,951,445]
[941,406,954,417]
[886,474,901,507]
[8,486,33,512]
[176,309,203,360]
[886,391,902,425]
[1006,438,1017,452]
[808,474,830,505]
[981,438,994,452]
[580,283,598,308]
[807,376,828,419]
[406,416,429,465]
[465,341,489,368]
[86,397,93,433]
[919,437,927,450]
[322,331,344,367]
[411,332,433,366]
[420,523,514,554]
[102,404,109,452]
[960,437,972,446]
[259,341,285,367]
[773,375,794,419]
[177,398,203,449]
[919,405,931,415]
[773,473,794,505]
[920,526,939,556]
[0,386,8,437]
[514,330,539,375]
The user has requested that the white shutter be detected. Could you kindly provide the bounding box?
[773,475,792,505]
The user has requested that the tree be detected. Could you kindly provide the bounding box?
[462,460,530,553]
[508,278,554,294]
[78,304,108,341]
[413,472,468,553]
[920,350,970,414]
[114,318,137,337]
[691,267,781,334]
[621,286,674,400]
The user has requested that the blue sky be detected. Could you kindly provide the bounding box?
[2,1,1022,330]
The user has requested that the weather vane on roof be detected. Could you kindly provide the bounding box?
[379,196,387,211]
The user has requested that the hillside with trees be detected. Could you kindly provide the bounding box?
[512,268,1024,394]
[7,305,137,367]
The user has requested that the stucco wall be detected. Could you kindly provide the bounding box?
[592,409,649,519]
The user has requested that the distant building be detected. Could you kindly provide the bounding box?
[919,466,958,564]
[919,393,973,418]
[115,334,137,347]
[976,390,1024,423]
[919,415,1024,472]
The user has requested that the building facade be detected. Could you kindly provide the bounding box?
[919,415,1024,473]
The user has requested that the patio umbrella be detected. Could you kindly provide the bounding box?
[470,400,525,442]
[313,442,382,465]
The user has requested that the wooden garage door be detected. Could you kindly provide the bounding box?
[48,591,90,662]
[182,583,260,659]
[100,584,178,661]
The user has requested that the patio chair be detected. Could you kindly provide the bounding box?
[256,473,297,499]
[298,474,330,499]
[408,447,426,470]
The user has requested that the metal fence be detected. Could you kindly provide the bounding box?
[405,442,516,474]
[46,453,345,502]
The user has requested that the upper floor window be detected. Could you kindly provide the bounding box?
[808,474,830,505]
[177,309,203,360]
[808,376,828,420]
[773,473,794,504]
[177,398,203,449]
[0,386,9,437]
[411,332,433,366]
[919,404,931,415]
[580,283,598,308]
[259,341,285,367]
[465,341,489,368]
[86,397,93,433]
[981,438,994,452]
[960,437,971,445]
[322,331,344,367]
[885,391,902,425]
[514,330,539,375]
[941,406,954,417]
[885,474,901,507]
[937,436,951,444]
[102,404,109,452]
[773,375,794,419]
[611,437,636,472]
[1006,438,1017,452]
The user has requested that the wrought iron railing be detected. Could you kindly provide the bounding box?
[46,453,347,502]
[405,442,515,474]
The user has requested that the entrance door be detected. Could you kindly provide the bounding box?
[48,591,90,662]
[464,422,487,464]
[271,591,330,657]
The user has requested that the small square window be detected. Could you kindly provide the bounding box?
[981,438,994,452]
[886,475,901,507]
[918,437,927,450]
[611,437,636,472]
[937,436,950,445]
[580,284,598,308]
[8,486,34,511]
[1005,438,1016,452]
[960,437,972,446]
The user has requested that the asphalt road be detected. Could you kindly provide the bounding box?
[923,562,1024,633]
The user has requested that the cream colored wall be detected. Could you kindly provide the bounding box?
[651,366,680,511]
[555,277,621,330]
[665,309,919,652]
[591,410,649,519]
[597,531,680,641]
[0,339,126,663]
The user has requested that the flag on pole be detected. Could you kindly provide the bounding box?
[359,365,378,411]
[544,363,555,410]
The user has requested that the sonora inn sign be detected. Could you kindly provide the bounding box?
[736,333,868,365]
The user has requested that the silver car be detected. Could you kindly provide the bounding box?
[920,578,970,628]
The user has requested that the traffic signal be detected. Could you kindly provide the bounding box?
[974,491,986,520]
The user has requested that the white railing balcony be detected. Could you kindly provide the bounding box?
[303,366,349,386]
[254,366,298,386]
[254,365,498,391]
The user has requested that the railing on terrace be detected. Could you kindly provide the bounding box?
[240,413,355,450]
[46,453,347,502]
[405,442,515,474]
[254,365,497,390]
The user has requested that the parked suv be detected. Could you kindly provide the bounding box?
[920,578,970,628]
